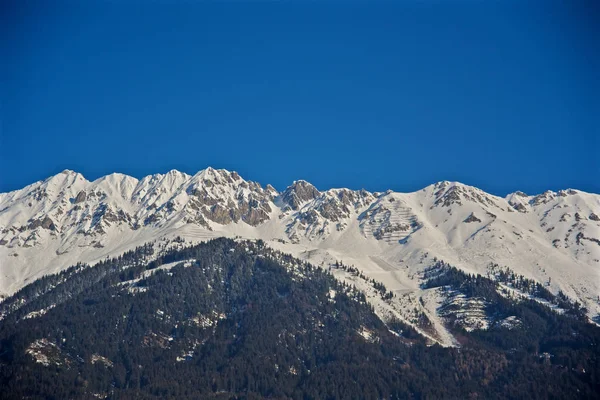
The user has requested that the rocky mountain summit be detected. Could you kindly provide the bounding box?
[1,168,599,328]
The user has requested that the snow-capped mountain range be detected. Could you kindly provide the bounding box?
[1,168,599,341]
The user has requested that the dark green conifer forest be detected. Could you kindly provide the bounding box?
[0,238,598,399]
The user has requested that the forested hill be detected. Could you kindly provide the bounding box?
[0,238,598,399]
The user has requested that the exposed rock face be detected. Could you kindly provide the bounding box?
[373,223,412,240]
[41,217,56,231]
[464,213,482,223]
[237,195,272,226]
[434,185,462,207]
[73,191,86,204]
[184,169,275,227]
[433,183,500,209]
[189,188,219,206]
[284,188,374,241]
[590,213,600,222]
[509,202,528,213]
[514,203,528,213]
[434,181,499,208]
[242,207,270,226]
[485,211,497,219]
[280,180,320,210]
[204,204,237,225]
[360,195,420,243]
[559,213,571,222]
[312,189,373,222]
[530,191,555,206]
[576,232,600,247]
[87,203,134,234]
[28,217,56,231]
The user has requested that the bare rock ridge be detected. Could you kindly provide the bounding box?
[280,180,320,210]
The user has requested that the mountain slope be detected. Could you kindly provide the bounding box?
[1,168,599,331]
[0,238,598,399]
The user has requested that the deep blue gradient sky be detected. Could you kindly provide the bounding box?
[1,1,598,195]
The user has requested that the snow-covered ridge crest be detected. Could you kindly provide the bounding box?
[1,168,599,327]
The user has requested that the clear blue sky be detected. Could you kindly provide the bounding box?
[1,1,598,195]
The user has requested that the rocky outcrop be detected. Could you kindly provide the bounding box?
[28,216,57,231]
[242,207,270,226]
[434,184,499,209]
[204,204,235,225]
[236,195,272,226]
[284,188,375,241]
[189,188,219,206]
[512,203,527,213]
[373,223,411,240]
[73,191,86,204]
[177,169,277,227]
[280,181,320,210]
[464,213,482,223]
[530,191,555,206]
[310,189,372,222]
[434,186,462,207]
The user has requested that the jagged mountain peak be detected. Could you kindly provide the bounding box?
[286,179,319,192]
[282,186,376,242]
[505,187,587,213]
[280,180,320,210]
[193,166,234,181]
[424,180,502,210]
